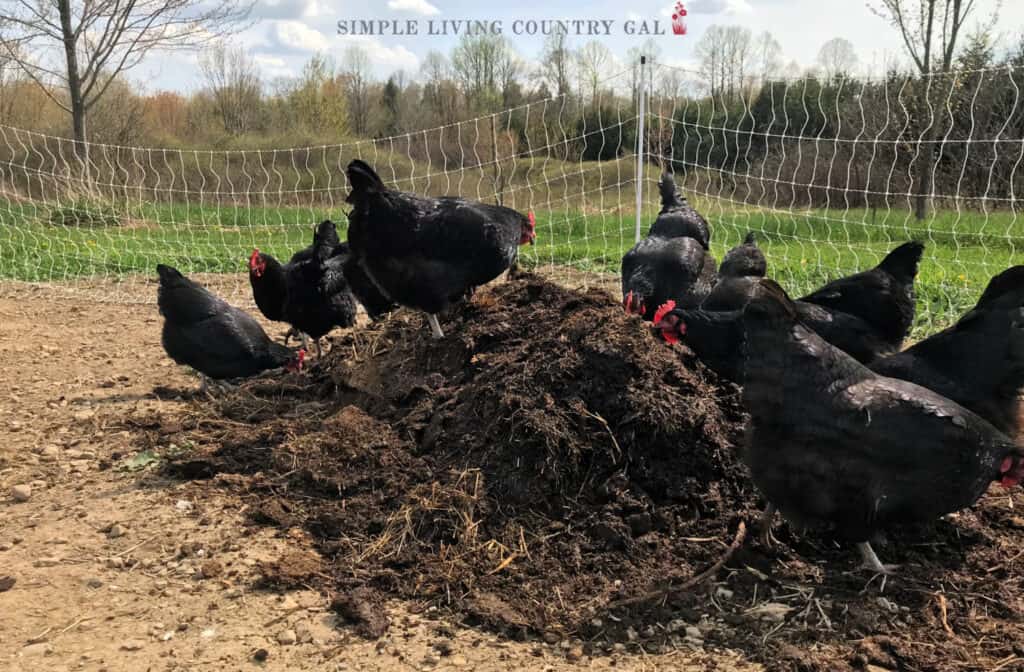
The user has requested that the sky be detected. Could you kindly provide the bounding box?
[138,0,1020,93]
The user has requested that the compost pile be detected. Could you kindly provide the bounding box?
[133,275,1024,671]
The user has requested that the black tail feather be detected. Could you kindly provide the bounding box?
[346,160,385,203]
[976,266,1024,310]
[877,241,924,281]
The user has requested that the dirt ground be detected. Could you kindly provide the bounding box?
[0,279,756,672]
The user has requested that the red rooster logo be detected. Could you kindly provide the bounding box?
[671,2,687,35]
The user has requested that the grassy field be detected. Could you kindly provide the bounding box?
[0,193,1019,335]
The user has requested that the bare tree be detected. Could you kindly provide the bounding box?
[451,34,519,112]
[341,45,372,135]
[696,25,753,104]
[576,41,614,105]
[199,42,261,136]
[538,26,573,98]
[870,0,997,75]
[753,31,783,87]
[0,0,252,149]
[817,37,859,80]
[871,0,997,219]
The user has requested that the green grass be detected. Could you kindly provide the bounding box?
[0,194,1018,336]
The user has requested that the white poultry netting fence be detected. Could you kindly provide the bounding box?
[0,62,1022,333]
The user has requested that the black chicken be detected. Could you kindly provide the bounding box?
[157,264,303,387]
[870,266,1024,438]
[648,173,711,248]
[282,220,358,355]
[654,293,896,383]
[622,236,717,320]
[740,279,1024,573]
[249,221,359,355]
[344,159,536,338]
[701,232,767,311]
[800,241,924,352]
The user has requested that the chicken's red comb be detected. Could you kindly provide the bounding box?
[653,300,677,326]
[528,210,536,229]
[249,248,260,268]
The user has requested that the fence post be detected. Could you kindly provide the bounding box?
[634,55,647,244]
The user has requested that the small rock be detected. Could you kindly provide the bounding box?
[11,484,31,502]
[625,513,653,536]
[40,445,60,461]
[749,602,793,622]
[108,524,127,539]
[175,500,194,513]
[160,631,174,642]
[684,626,702,639]
[201,628,216,639]
[198,560,222,579]
[253,648,269,662]
[0,575,15,592]
[0,542,12,551]
[449,655,468,667]
[106,557,124,569]
[277,629,297,646]
[432,640,454,657]
[625,627,638,642]
[542,631,560,645]
[33,557,61,568]
[566,646,584,662]
[120,640,145,651]
[715,587,734,600]
[20,642,53,657]
[590,618,603,629]
[85,578,103,589]
[666,619,686,634]
[422,654,439,666]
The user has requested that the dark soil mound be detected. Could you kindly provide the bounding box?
[132,274,1024,671]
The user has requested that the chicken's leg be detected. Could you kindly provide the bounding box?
[427,314,445,339]
[856,541,900,575]
[759,502,779,548]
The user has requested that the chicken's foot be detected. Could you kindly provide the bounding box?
[427,314,445,339]
[856,541,900,575]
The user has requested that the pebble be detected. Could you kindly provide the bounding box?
[20,643,53,657]
[253,648,269,662]
[542,631,560,644]
[625,626,638,642]
[120,640,145,651]
[566,646,584,662]
[277,629,297,646]
[0,542,12,552]
[684,626,702,640]
[106,557,124,569]
[86,578,103,589]
[40,445,60,461]
[11,484,31,502]
[449,655,468,667]
[34,557,61,567]
[666,619,686,634]
[201,628,216,639]
[715,587,734,599]
[108,524,127,539]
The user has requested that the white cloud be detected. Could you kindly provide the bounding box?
[253,54,295,78]
[682,0,754,15]
[336,35,420,72]
[272,20,330,51]
[386,0,440,15]
[252,0,322,19]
